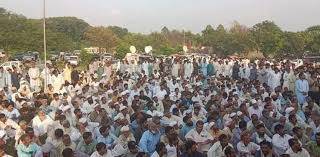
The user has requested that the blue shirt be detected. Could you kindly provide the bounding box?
[16,143,40,157]
[179,124,195,141]
[97,133,118,146]
[139,130,161,156]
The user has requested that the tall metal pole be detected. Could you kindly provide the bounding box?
[183,30,185,46]
[43,0,47,91]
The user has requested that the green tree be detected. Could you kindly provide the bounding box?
[115,42,130,59]
[305,25,320,53]
[121,33,150,52]
[46,17,90,42]
[250,20,284,56]
[281,32,306,54]
[108,26,128,39]
[84,26,118,52]
[229,21,254,54]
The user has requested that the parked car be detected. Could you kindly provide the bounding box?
[13,52,39,61]
[73,50,81,56]
[67,55,80,65]
[100,53,113,61]
[0,61,22,70]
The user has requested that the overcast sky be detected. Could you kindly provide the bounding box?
[2,0,320,33]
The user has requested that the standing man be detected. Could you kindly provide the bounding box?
[28,62,41,91]
[0,67,5,89]
[295,72,309,105]
[11,66,20,89]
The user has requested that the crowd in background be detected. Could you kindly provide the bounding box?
[0,56,320,157]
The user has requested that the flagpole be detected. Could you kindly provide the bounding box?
[43,0,47,92]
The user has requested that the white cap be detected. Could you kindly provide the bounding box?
[93,103,100,109]
[21,101,27,105]
[237,111,243,116]
[146,110,153,116]
[106,90,113,95]
[271,92,277,97]
[169,121,177,127]
[120,106,127,111]
[79,118,87,123]
[61,105,71,112]
[230,112,237,118]
[120,125,130,132]
[114,114,122,121]
[285,107,295,114]
[76,90,82,95]
[251,99,257,104]
[121,90,129,96]
[208,122,216,129]
[0,130,6,138]
[225,119,233,127]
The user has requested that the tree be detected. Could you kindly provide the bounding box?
[115,42,130,59]
[108,26,128,39]
[250,20,284,56]
[305,25,320,53]
[281,32,306,54]
[121,33,150,52]
[84,27,118,52]
[228,21,254,53]
[46,17,90,42]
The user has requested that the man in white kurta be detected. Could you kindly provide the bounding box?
[207,134,233,157]
[63,64,72,83]
[184,61,193,79]
[51,72,64,93]
[28,64,41,91]
[32,111,54,137]
[185,121,213,153]
[270,69,282,91]
[142,61,149,76]
[0,67,5,88]
[295,73,309,105]
[282,69,291,90]
[172,62,180,78]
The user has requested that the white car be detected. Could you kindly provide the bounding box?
[68,56,80,65]
[1,61,22,70]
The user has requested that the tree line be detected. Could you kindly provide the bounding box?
[1,7,320,59]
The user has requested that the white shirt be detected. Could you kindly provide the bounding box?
[32,115,54,136]
[285,148,310,157]
[156,89,167,101]
[237,141,260,157]
[90,151,113,157]
[2,108,20,120]
[296,79,309,93]
[150,151,160,157]
[207,141,233,157]
[185,129,213,152]
[166,144,177,157]
[0,119,19,138]
[272,134,292,155]
[248,106,263,118]
[50,99,61,109]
